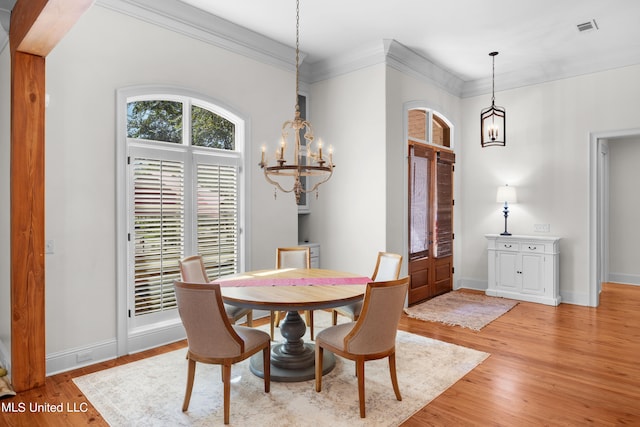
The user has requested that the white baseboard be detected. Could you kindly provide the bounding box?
[127,321,186,356]
[608,273,640,286]
[46,339,118,376]
[455,278,487,291]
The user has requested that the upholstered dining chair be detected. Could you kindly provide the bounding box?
[315,276,410,418]
[331,252,402,325]
[179,255,253,326]
[174,281,270,425]
[271,246,313,340]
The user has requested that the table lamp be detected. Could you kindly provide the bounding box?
[496,185,517,236]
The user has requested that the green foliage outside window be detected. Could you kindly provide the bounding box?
[192,105,235,150]
[127,100,183,143]
[127,100,235,150]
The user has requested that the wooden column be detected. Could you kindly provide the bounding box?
[9,0,94,392]
[10,51,46,392]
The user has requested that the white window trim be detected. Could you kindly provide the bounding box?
[115,85,252,356]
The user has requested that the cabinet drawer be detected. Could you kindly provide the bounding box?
[521,243,544,253]
[496,241,519,251]
[308,246,320,257]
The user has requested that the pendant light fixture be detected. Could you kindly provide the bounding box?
[481,51,506,147]
[259,0,334,204]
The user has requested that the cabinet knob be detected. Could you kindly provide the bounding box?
[504,244,512,248]
[528,246,537,250]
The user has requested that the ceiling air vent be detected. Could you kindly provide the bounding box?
[577,19,599,32]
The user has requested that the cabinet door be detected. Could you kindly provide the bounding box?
[496,252,518,290]
[521,254,544,295]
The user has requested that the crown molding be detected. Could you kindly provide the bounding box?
[383,39,465,97]
[0,4,11,53]
[96,1,467,96]
[303,41,387,83]
[462,53,640,98]
[97,0,298,72]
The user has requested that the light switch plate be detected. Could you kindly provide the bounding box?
[533,224,550,233]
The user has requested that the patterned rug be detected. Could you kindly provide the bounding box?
[74,312,488,426]
[404,291,518,330]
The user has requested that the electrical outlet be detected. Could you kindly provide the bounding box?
[534,224,550,233]
[45,240,54,254]
[76,351,93,363]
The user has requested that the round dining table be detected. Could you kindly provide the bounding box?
[217,268,370,382]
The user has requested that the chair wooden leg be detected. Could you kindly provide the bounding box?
[263,346,271,393]
[246,311,253,327]
[315,344,323,392]
[182,358,196,412]
[389,352,402,401]
[270,311,275,340]
[332,310,338,325]
[307,311,314,340]
[223,364,231,425]
[356,358,366,418]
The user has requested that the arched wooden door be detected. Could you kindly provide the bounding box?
[407,109,455,305]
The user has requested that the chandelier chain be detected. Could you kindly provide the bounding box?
[295,0,300,112]
[491,53,495,104]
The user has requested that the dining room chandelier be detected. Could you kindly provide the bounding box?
[259,0,334,204]
[480,51,506,147]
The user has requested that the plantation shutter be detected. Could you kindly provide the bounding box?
[132,157,185,316]
[434,151,455,258]
[196,160,239,280]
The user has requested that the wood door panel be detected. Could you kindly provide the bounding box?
[408,141,455,305]
[434,256,453,296]
[408,257,431,303]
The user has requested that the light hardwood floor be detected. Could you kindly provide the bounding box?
[2,283,639,426]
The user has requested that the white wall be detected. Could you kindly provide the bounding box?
[459,64,640,305]
[41,5,297,363]
[305,63,463,279]
[306,64,387,276]
[608,136,640,284]
[0,40,11,370]
[384,67,462,278]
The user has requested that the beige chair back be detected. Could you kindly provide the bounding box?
[174,281,244,358]
[179,255,209,283]
[371,252,402,282]
[344,277,409,354]
[276,247,311,269]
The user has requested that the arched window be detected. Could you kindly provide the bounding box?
[122,91,245,331]
[408,108,452,148]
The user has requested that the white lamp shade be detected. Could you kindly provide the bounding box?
[496,185,517,203]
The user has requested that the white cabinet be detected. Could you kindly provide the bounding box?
[298,242,320,268]
[486,234,561,306]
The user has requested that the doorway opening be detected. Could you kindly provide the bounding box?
[589,128,640,307]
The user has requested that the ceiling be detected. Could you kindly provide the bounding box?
[177,0,640,93]
[2,0,639,96]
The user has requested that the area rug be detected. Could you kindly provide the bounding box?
[404,291,518,331]
[74,313,488,426]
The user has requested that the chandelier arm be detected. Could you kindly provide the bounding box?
[301,170,333,194]
[262,168,296,194]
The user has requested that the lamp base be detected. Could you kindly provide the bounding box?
[500,231,512,236]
